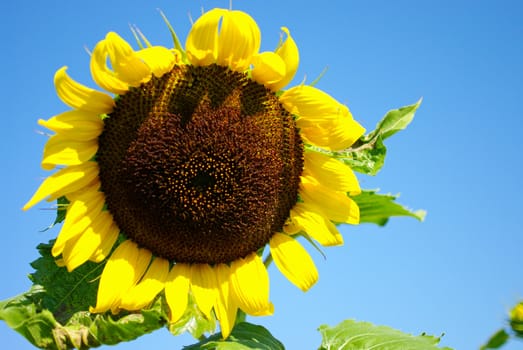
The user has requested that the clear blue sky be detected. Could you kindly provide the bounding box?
[1,1,522,349]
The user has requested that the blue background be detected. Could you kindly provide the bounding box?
[1,1,522,349]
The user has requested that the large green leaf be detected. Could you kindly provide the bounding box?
[183,322,284,350]
[318,319,452,350]
[334,99,422,175]
[353,190,426,226]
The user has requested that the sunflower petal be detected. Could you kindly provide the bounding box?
[300,177,359,224]
[303,151,361,194]
[217,10,261,71]
[51,185,104,257]
[288,202,343,246]
[90,240,151,313]
[90,39,130,94]
[61,210,115,271]
[23,162,99,210]
[165,264,191,323]
[190,264,218,320]
[213,264,237,338]
[269,233,318,292]
[186,9,225,66]
[120,257,170,310]
[251,52,285,86]
[54,67,114,113]
[299,117,366,151]
[89,221,119,263]
[230,253,273,316]
[135,46,176,77]
[269,27,299,91]
[105,32,151,86]
[38,110,103,141]
[41,134,98,170]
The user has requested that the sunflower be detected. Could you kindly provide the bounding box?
[24,8,365,337]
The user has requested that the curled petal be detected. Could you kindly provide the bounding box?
[105,32,151,86]
[269,233,318,292]
[251,52,285,86]
[38,110,103,141]
[90,39,130,94]
[230,253,273,316]
[186,9,225,66]
[165,264,191,323]
[299,117,365,151]
[216,10,261,70]
[41,134,98,170]
[23,162,99,210]
[303,151,361,194]
[268,27,299,91]
[135,46,176,77]
[54,67,114,113]
[90,240,152,313]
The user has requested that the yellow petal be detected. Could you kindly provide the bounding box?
[61,210,115,271]
[288,202,343,246]
[268,27,299,91]
[135,46,176,77]
[165,263,191,323]
[89,221,119,263]
[186,9,225,66]
[213,263,237,339]
[23,162,99,210]
[299,116,366,151]
[52,185,104,257]
[190,264,218,320]
[90,39,130,94]
[90,240,152,313]
[300,177,359,224]
[303,151,361,194]
[230,253,273,316]
[38,110,103,141]
[251,52,285,86]
[216,10,261,71]
[41,134,98,170]
[280,85,350,121]
[269,233,318,292]
[54,67,114,113]
[120,257,170,310]
[105,32,151,86]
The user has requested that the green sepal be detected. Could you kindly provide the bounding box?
[318,319,453,350]
[334,99,422,176]
[480,329,510,350]
[168,293,217,340]
[353,190,426,226]
[183,322,284,350]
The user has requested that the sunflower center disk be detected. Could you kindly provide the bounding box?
[97,65,304,264]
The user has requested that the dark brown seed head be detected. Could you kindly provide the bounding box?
[97,64,303,264]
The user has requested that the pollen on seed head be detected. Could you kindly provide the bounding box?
[96,64,303,264]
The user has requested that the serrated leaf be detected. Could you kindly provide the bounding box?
[353,190,426,226]
[334,99,421,176]
[480,329,510,350]
[183,322,284,350]
[318,319,453,350]
[29,240,102,324]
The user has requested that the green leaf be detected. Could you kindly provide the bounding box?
[334,99,422,175]
[168,293,217,340]
[480,329,510,350]
[29,240,102,324]
[353,190,426,226]
[318,319,453,350]
[183,322,284,350]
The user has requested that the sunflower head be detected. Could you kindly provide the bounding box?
[24,8,365,338]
